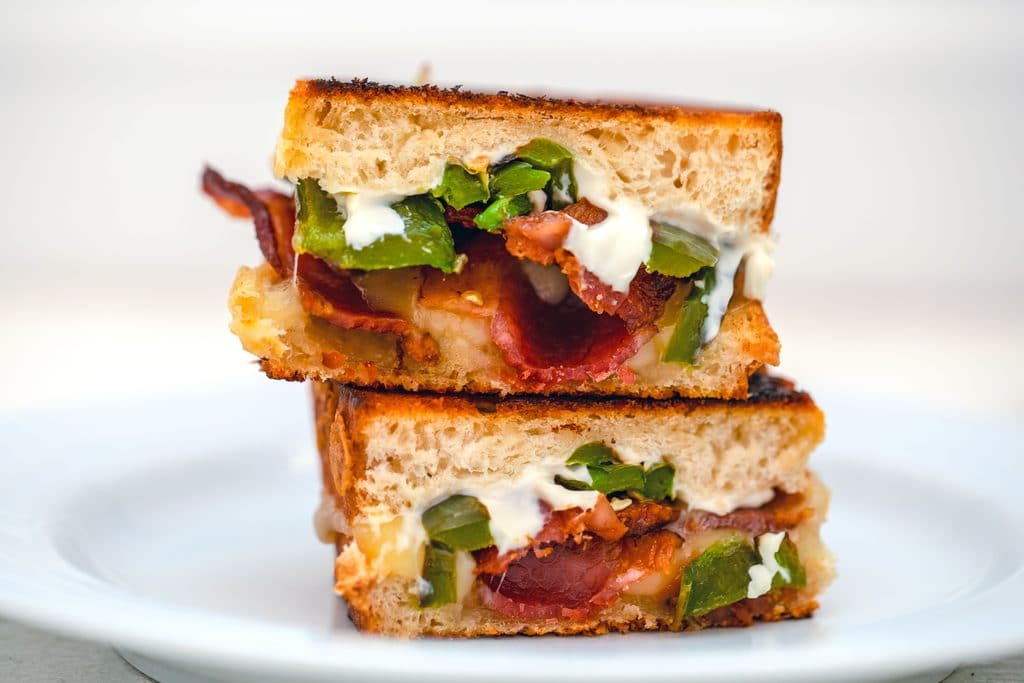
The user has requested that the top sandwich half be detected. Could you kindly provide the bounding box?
[208,79,784,398]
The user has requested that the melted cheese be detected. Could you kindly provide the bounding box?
[334,191,407,250]
[462,464,598,554]
[747,531,789,599]
[564,159,652,293]
[700,246,743,345]
[520,260,570,305]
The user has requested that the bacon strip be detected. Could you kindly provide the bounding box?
[203,166,437,358]
[478,530,682,620]
[420,234,654,386]
[201,166,295,276]
[682,491,811,536]
[503,201,676,330]
[474,497,672,576]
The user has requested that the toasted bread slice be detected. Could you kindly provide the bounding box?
[276,80,782,237]
[230,262,780,398]
[310,376,831,636]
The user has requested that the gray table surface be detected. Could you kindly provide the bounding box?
[2,618,1021,682]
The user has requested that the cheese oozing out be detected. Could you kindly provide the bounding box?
[746,531,790,599]
[334,191,407,250]
[460,464,598,555]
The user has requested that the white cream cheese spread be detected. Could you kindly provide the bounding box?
[746,531,790,599]
[334,191,407,250]
[460,464,598,554]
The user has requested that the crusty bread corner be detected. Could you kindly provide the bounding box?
[229,262,780,399]
[311,373,824,526]
[274,79,782,235]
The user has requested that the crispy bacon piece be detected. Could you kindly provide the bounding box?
[503,202,675,329]
[491,274,651,384]
[203,166,436,360]
[443,204,483,229]
[420,234,654,386]
[296,255,438,362]
[474,497,668,576]
[478,530,681,619]
[201,166,295,276]
[683,491,811,536]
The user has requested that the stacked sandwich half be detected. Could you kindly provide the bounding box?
[204,79,833,637]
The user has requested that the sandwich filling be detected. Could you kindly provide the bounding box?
[324,441,817,625]
[204,139,775,389]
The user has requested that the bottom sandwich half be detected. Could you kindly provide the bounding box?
[311,374,833,637]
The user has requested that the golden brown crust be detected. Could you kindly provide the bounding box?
[341,578,817,637]
[297,78,783,126]
[326,371,815,424]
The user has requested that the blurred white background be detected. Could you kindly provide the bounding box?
[2,0,1022,418]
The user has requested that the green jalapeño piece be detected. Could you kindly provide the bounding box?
[421,495,494,551]
[772,536,807,589]
[558,441,675,501]
[642,463,676,502]
[646,222,720,278]
[662,266,716,365]
[489,161,551,198]
[515,138,577,208]
[430,163,489,209]
[677,536,760,620]
[419,542,457,608]
[566,442,617,468]
[294,179,457,272]
[473,194,532,231]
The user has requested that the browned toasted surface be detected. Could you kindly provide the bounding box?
[298,78,782,125]
[279,79,783,233]
[343,584,818,637]
[325,371,814,423]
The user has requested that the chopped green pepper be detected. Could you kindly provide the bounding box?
[489,161,550,198]
[418,542,457,607]
[676,534,808,623]
[677,536,760,620]
[515,138,577,209]
[295,179,457,272]
[772,536,807,589]
[646,222,720,278]
[566,442,617,468]
[588,463,647,496]
[421,494,494,551]
[473,194,532,231]
[559,442,674,500]
[642,463,676,502]
[430,163,489,209]
[661,266,716,364]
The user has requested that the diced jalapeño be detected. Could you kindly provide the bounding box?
[419,542,457,607]
[642,463,676,502]
[294,179,457,272]
[430,163,489,209]
[489,161,551,198]
[566,442,617,468]
[515,138,577,208]
[662,266,716,364]
[421,494,494,551]
[473,194,532,231]
[588,463,646,496]
[677,536,760,620]
[772,536,807,589]
[646,222,720,278]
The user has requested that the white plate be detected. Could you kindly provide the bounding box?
[1,378,1022,683]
